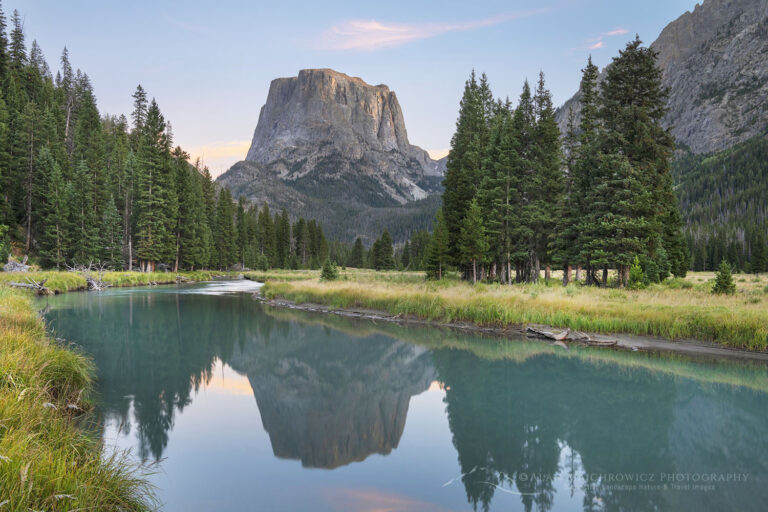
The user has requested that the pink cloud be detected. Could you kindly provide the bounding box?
[321,10,549,51]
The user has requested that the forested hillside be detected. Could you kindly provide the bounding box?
[0,3,339,272]
[673,132,768,272]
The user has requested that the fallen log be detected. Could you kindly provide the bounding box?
[527,325,571,341]
[8,277,50,295]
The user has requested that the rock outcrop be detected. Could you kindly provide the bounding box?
[220,69,443,203]
[217,69,444,241]
[556,0,768,154]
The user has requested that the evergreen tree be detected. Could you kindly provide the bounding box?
[373,230,395,270]
[275,208,291,268]
[458,198,489,284]
[134,100,168,271]
[712,260,736,295]
[426,209,450,280]
[442,71,490,263]
[214,188,236,269]
[69,159,98,263]
[38,147,69,268]
[348,237,365,268]
[100,194,122,267]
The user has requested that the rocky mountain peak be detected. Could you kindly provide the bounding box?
[556,0,768,154]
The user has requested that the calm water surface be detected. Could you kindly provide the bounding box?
[41,281,768,511]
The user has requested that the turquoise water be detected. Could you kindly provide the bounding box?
[41,281,768,511]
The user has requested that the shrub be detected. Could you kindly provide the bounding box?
[712,260,736,295]
[320,260,339,281]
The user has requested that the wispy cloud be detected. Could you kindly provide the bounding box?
[582,28,629,50]
[187,140,250,177]
[320,10,549,51]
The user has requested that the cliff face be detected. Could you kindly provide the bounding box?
[557,0,768,154]
[220,69,442,207]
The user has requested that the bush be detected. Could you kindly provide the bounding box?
[712,260,736,295]
[628,256,646,289]
[320,260,339,281]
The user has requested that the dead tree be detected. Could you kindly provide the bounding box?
[8,277,51,295]
[67,262,111,291]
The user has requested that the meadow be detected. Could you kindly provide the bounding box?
[260,269,768,351]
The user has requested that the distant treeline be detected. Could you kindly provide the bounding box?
[674,133,768,273]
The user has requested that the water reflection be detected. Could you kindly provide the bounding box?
[42,284,768,511]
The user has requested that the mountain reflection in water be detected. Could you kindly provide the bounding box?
[42,283,768,511]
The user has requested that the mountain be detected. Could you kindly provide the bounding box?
[556,0,768,155]
[217,69,444,242]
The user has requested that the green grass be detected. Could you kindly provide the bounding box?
[0,287,156,510]
[0,270,225,293]
[260,271,768,351]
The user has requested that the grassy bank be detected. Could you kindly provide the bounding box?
[261,270,768,351]
[0,270,226,294]
[0,287,155,510]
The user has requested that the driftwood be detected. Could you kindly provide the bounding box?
[175,275,190,283]
[527,325,618,347]
[9,277,50,295]
[67,262,111,291]
[527,325,570,341]
[3,255,30,273]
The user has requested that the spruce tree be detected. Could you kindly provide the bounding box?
[443,71,490,264]
[69,159,98,263]
[458,198,489,284]
[426,209,450,280]
[100,194,122,267]
[134,100,168,271]
[214,188,236,269]
[348,237,365,268]
[38,147,69,269]
[712,260,736,295]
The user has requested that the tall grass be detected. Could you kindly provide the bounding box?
[0,270,224,293]
[262,276,768,351]
[0,287,156,510]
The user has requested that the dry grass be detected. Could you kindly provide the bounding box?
[261,271,768,351]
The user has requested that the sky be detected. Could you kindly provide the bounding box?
[9,0,701,175]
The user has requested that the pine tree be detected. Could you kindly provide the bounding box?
[443,71,490,264]
[458,198,489,284]
[373,230,395,270]
[214,188,236,269]
[275,208,291,268]
[599,37,683,285]
[401,240,411,269]
[38,147,69,269]
[426,209,450,280]
[69,159,98,263]
[531,72,564,280]
[712,260,736,295]
[134,100,168,271]
[100,194,122,267]
[348,237,365,268]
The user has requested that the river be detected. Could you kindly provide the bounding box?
[41,280,768,511]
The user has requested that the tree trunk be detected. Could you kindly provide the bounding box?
[564,264,572,286]
[602,265,608,288]
[575,265,581,283]
[545,265,551,281]
[472,259,477,284]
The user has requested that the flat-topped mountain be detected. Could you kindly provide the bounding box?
[557,0,768,154]
[217,69,444,241]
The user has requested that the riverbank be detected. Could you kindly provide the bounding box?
[260,270,768,353]
[0,270,229,294]
[0,287,155,509]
